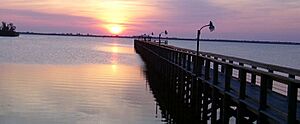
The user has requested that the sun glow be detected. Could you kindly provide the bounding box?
[1,0,163,36]
[109,25,123,35]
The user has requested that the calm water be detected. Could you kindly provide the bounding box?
[0,35,299,124]
[0,35,163,124]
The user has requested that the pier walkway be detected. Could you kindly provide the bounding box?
[134,39,300,123]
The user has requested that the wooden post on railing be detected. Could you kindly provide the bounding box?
[178,52,182,66]
[192,55,197,74]
[172,51,176,63]
[239,69,247,98]
[287,82,297,124]
[211,89,217,123]
[237,68,247,123]
[225,65,232,91]
[205,59,210,80]
[267,70,274,90]
[288,74,297,124]
[170,51,173,62]
[221,59,226,73]
[198,57,203,76]
[259,74,268,123]
[213,62,219,84]
[187,54,191,71]
[239,63,244,80]
[183,53,187,68]
[251,66,257,85]
[175,52,178,64]
[224,65,232,123]
[260,74,268,109]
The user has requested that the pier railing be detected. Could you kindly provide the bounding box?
[162,42,300,96]
[134,39,300,123]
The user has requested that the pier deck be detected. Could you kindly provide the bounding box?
[134,40,300,123]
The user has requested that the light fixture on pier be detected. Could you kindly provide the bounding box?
[159,30,168,46]
[148,32,154,41]
[197,21,215,56]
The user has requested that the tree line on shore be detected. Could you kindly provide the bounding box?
[0,22,16,32]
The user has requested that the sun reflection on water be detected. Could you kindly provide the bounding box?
[110,53,119,64]
[94,44,134,54]
[111,46,119,53]
[111,64,118,73]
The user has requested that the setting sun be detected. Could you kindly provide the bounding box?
[109,25,123,35]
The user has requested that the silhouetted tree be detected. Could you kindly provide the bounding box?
[8,23,16,32]
[1,22,9,31]
[1,22,16,32]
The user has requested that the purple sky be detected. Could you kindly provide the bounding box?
[1,0,300,41]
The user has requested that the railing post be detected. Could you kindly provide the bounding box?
[251,66,257,85]
[173,51,176,63]
[267,69,274,90]
[205,59,210,80]
[192,55,197,74]
[213,62,219,84]
[258,74,269,123]
[259,74,268,109]
[187,54,191,71]
[198,56,203,76]
[175,52,178,64]
[238,63,244,80]
[170,49,173,62]
[239,69,246,99]
[287,83,297,124]
[225,65,232,91]
[222,94,230,123]
[288,74,297,124]
[221,59,226,73]
[178,52,182,66]
[211,87,218,123]
[183,53,187,68]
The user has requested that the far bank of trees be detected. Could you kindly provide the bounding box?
[0,22,16,32]
[0,21,19,36]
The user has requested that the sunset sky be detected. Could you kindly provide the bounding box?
[1,0,300,41]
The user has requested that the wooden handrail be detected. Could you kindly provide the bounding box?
[142,40,300,78]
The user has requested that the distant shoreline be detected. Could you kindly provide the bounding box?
[19,32,300,45]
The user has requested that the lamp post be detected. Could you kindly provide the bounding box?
[148,32,154,41]
[195,21,215,76]
[143,33,147,41]
[196,21,215,56]
[159,30,168,46]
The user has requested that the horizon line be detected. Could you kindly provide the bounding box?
[18,31,300,45]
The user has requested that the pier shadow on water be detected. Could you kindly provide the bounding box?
[143,63,201,124]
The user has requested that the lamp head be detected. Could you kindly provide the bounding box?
[164,30,168,35]
[209,21,215,32]
[151,32,154,35]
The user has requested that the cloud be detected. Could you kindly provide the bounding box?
[1,0,300,41]
[0,9,102,34]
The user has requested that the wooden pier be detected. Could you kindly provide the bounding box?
[134,39,300,124]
